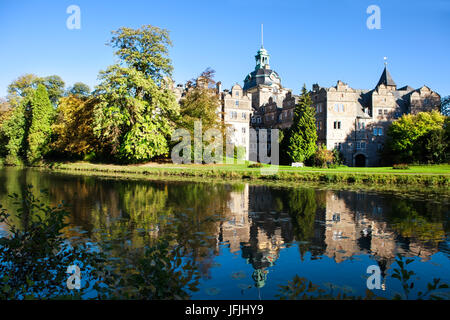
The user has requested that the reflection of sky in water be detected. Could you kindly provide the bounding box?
[191,246,450,300]
[0,168,449,299]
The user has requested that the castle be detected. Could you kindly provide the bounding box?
[173,37,441,166]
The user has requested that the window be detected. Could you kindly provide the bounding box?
[356,142,366,150]
[373,127,383,136]
[334,121,341,129]
[384,109,388,115]
[242,127,246,134]
[340,104,345,112]
[332,213,340,223]
[334,104,339,112]
[378,109,383,115]
[235,100,239,106]
[334,142,342,150]
[242,112,246,119]
[358,121,365,131]
[235,91,239,97]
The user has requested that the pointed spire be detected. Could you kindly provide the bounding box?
[376,57,396,88]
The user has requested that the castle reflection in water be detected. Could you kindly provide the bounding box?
[216,184,445,288]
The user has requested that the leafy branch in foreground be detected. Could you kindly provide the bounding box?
[0,186,105,299]
[0,186,202,300]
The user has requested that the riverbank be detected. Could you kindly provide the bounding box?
[43,161,450,187]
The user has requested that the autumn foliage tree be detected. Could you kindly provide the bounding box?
[51,95,99,158]
[178,68,225,135]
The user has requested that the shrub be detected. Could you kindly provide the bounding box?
[248,162,263,168]
[313,144,334,168]
[393,163,410,170]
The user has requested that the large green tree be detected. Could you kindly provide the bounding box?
[7,74,65,107]
[26,84,55,164]
[1,102,27,165]
[93,25,179,162]
[109,25,173,84]
[1,85,55,165]
[384,110,448,164]
[285,85,317,163]
[40,75,65,105]
[66,82,91,98]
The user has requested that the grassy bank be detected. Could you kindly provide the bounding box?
[44,161,450,187]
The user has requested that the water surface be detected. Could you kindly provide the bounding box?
[0,167,448,299]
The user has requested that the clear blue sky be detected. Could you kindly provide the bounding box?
[1,0,449,98]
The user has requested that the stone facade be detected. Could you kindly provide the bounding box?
[310,68,441,166]
[172,44,441,166]
[219,83,253,159]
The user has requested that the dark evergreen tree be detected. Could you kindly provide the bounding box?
[286,85,317,163]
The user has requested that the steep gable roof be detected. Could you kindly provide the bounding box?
[376,66,396,87]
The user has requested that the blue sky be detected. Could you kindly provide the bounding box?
[0,0,449,98]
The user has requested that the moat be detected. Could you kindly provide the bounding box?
[0,167,448,299]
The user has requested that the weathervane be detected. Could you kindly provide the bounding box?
[384,56,388,67]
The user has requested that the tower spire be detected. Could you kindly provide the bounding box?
[384,56,388,67]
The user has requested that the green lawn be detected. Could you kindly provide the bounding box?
[49,161,450,175]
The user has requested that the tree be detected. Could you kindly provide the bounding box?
[94,66,179,162]
[1,102,27,165]
[51,95,99,157]
[26,84,55,164]
[285,85,317,163]
[41,75,65,105]
[178,68,225,135]
[92,25,179,162]
[7,74,65,107]
[384,110,447,164]
[7,74,40,107]
[109,25,173,85]
[66,82,91,98]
